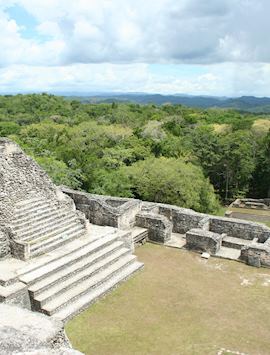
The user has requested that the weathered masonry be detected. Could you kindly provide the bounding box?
[1,137,270,348]
[0,138,143,323]
[62,188,270,269]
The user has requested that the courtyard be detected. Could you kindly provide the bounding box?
[66,243,270,355]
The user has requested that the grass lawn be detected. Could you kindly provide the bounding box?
[229,207,270,218]
[66,244,270,355]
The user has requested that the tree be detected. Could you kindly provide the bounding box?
[122,157,219,213]
[250,131,270,197]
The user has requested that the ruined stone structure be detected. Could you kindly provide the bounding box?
[1,138,270,352]
[0,138,143,324]
[62,188,270,268]
[226,198,270,224]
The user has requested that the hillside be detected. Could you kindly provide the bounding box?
[64,93,270,113]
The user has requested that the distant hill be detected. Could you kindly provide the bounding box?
[64,93,270,113]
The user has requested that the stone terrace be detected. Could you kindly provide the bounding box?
[0,138,143,322]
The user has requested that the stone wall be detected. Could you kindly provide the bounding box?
[186,228,223,254]
[209,217,270,242]
[62,187,141,230]
[62,187,270,268]
[240,243,270,268]
[135,212,172,243]
[158,204,206,233]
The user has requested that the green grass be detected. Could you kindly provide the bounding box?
[229,207,270,217]
[66,244,270,355]
[214,206,227,217]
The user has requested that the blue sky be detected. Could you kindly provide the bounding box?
[7,5,38,39]
[0,0,270,96]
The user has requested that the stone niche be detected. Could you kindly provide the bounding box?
[135,212,172,243]
[158,204,206,234]
[209,217,270,242]
[186,228,223,254]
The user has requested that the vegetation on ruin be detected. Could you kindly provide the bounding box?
[0,93,269,213]
[66,243,270,355]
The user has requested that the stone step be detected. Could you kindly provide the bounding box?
[30,235,83,259]
[52,261,144,322]
[19,213,78,241]
[29,223,84,250]
[19,215,80,244]
[19,233,119,285]
[14,205,60,225]
[131,227,148,244]
[15,206,55,224]
[30,227,85,257]
[42,254,137,315]
[28,240,124,296]
[15,197,44,208]
[13,207,71,232]
[34,247,130,308]
[14,200,53,219]
[222,236,252,250]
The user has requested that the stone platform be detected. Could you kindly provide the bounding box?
[0,224,143,322]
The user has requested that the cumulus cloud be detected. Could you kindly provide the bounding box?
[1,62,270,97]
[0,0,269,95]
[0,0,269,66]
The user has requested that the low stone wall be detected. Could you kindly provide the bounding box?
[62,186,270,268]
[210,217,270,242]
[62,187,141,230]
[186,228,223,254]
[141,201,160,214]
[231,198,270,210]
[136,212,172,243]
[241,243,270,268]
[158,204,206,233]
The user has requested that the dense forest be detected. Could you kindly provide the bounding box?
[0,93,269,214]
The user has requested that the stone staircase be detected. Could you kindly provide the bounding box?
[131,227,148,244]
[11,197,86,258]
[19,232,143,322]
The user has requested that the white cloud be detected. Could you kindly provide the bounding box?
[0,0,270,95]
[0,0,269,67]
[1,62,270,96]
